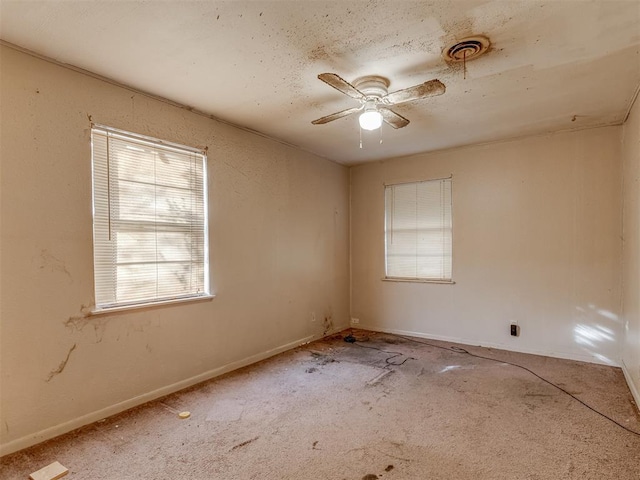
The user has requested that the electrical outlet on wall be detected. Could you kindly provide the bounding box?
[510,321,520,337]
[351,318,360,325]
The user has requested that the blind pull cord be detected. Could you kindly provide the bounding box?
[106,135,112,241]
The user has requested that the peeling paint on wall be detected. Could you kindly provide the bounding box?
[64,304,109,343]
[64,303,94,330]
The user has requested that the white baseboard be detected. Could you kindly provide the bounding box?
[621,359,640,413]
[355,324,621,367]
[1,331,333,457]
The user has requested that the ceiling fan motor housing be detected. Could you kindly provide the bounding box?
[353,75,390,101]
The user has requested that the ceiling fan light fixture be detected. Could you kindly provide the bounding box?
[312,72,445,131]
[359,108,383,131]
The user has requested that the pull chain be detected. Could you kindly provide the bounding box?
[359,125,363,149]
[463,50,467,80]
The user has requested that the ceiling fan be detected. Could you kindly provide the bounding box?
[311,73,446,131]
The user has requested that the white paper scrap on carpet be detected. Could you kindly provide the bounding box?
[29,461,69,480]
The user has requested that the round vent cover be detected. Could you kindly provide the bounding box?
[443,36,491,62]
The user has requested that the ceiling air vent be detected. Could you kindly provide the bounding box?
[443,36,491,62]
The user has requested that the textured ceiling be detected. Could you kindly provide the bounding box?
[1,0,639,165]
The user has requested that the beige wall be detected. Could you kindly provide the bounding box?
[0,46,350,455]
[622,94,640,405]
[351,127,623,365]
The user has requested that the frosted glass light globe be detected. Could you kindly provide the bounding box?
[359,110,383,131]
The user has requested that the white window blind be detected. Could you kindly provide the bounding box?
[385,178,452,281]
[91,126,209,310]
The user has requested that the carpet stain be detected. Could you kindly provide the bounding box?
[362,475,378,480]
[231,436,259,451]
[366,370,393,387]
[311,351,337,365]
[630,400,640,422]
[385,464,394,472]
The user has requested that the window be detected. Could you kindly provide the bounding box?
[91,125,209,311]
[384,178,452,282]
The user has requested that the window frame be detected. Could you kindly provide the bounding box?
[90,124,212,314]
[383,176,454,284]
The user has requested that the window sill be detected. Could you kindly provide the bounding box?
[90,294,215,316]
[382,277,455,284]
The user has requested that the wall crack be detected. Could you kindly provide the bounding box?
[46,344,77,382]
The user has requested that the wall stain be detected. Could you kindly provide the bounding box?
[323,314,334,336]
[39,250,72,282]
[64,303,94,330]
[65,305,109,344]
[46,344,77,382]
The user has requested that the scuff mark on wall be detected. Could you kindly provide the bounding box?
[4,420,9,434]
[64,303,93,330]
[131,319,154,333]
[46,344,77,382]
[39,249,72,282]
[93,321,107,343]
[323,313,334,336]
[65,304,109,343]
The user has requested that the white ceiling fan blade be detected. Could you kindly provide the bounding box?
[312,105,364,125]
[317,73,366,101]
[383,79,445,105]
[379,107,410,129]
